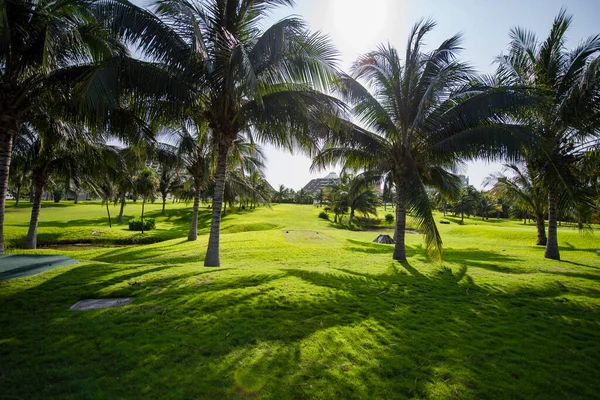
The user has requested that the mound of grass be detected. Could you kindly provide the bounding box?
[1,204,599,399]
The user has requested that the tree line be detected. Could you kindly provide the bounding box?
[1,1,598,265]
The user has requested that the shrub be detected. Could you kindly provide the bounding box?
[355,217,382,227]
[385,214,394,224]
[129,217,156,231]
[318,211,329,220]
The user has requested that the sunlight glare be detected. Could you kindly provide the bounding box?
[332,0,389,52]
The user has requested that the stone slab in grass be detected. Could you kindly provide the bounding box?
[282,230,337,245]
[0,254,77,280]
[70,298,133,311]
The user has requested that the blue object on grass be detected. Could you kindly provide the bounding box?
[0,255,77,280]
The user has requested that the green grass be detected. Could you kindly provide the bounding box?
[1,202,599,399]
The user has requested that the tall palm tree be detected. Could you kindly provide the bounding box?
[314,20,534,261]
[495,10,600,259]
[168,122,212,241]
[485,164,548,245]
[122,0,342,266]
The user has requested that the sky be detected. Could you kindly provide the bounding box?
[258,0,600,190]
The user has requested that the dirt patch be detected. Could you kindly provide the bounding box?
[282,230,338,245]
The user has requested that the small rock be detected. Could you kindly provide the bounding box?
[373,234,394,244]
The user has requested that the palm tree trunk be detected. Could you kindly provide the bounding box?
[205,142,230,267]
[544,190,560,260]
[117,196,126,223]
[24,179,45,249]
[348,208,355,225]
[162,194,167,214]
[393,182,407,261]
[0,130,14,255]
[188,181,202,241]
[15,184,21,207]
[106,203,112,228]
[141,198,146,234]
[535,214,547,246]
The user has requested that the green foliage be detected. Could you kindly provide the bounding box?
[385,213,394,224]
[354,216,382,227]
[128,217,155,231]
[134,169,159,201]
[318,211,329,220]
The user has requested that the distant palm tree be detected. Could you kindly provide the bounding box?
[452,186,478,223]
[8,128,36,207]
[133,169,159,234]
[340,173,380,225]
[167,124,212,241]
[485,164,548,245]
[495,9,600,259]
[314,20,533,261]
[277,185,287,204]
[88,177,117,228]
[21,117,108,249]
[476,193,498,221]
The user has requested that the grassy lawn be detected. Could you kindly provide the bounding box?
[1,202,599,399]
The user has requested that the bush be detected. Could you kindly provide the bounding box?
[129,217,156,231]
[318,211,329,220]
[355,217,382,227]
[385,214,394,224]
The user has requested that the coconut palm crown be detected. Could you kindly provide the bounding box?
[313,20,535,261]
[108,0,342,266]
[495,9,600,260]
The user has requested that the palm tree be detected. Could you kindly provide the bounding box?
[88,176,117,228]
[324,175,354,223]
[452,186,478,223]
[276,185,287,204]
[133,168,159,234]
[338,173,380,225]
[21,116,108,249]
[477,193,498,220]
[8,128,36,207]
[158,166,181,214]
[0,0,193,254]
[1,0,116,253]
[485,164,548,245]
[125,0,342,266]
[169,123,212,241]
[495,10,600,259]
[314,20,533,261]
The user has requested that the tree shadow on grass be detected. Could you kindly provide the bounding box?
[1,259,600,399]
[345,239,395,254]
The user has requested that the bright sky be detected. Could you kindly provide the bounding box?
[261,0,600,190]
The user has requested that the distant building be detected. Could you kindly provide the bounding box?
[302,172,339,194]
